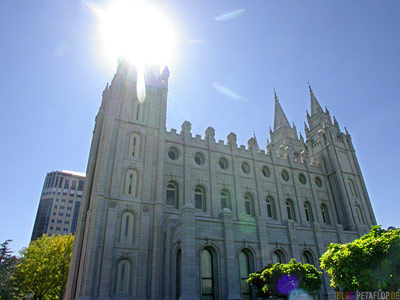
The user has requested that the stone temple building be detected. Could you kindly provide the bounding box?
[65,60,376,300]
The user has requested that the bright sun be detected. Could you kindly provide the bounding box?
[94,0,177,67]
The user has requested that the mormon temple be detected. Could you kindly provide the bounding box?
[64,60,376,300]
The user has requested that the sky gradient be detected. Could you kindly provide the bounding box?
[1,0,400,252]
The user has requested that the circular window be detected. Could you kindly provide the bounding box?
[194,152,205,165]
[241,162,250,174]
[281,170,289,181]
[262,166,271,178]
[168,147,179,160]
[299,174,307,185]
[315,176,322,187]
[219,157,228,170]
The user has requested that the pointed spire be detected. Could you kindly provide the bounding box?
[273,90,291,130]
[304,122,310,135]
[308,83,323,115]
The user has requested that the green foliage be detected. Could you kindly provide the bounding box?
[0,240,19,300]
[247,258,322,299]
[13,234,74,300]
[320,226,400,291]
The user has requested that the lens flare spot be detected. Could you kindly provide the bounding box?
[212,83,248,102]
[277,275,298,295]
[215,9,245,21]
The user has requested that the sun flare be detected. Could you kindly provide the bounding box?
[93,0,177,67]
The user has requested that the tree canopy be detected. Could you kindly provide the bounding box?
[13,234,74,300]
[320,226,400,291]
[247,258,322,299]
[0,240,18,300]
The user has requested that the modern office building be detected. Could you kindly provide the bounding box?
[65,60,376,300]
[31,170,85,241]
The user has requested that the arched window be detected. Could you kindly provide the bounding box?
[176,249,181,300]
[304,201,314,222]
[239,250,253,300]
[266,196,276,219]
[321,204,331,225]
[221,189,232,210]
[244,193,254,216]
[129,133,141,158]
[348,179,358,198]
[286,199,296,221]
[116,259,131,294]
[302,250,315,265]
[120,211,134,244]
[125,169,138,196]
[195,185,206,211]
[272,250,286,264]
[166,181,179,209]
[201,248,215,300]
[355,205,365,225]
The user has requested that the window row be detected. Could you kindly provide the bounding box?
[167,147,324,186]
[165,180,334,225]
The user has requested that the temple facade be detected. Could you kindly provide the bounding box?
[65,60,376,300]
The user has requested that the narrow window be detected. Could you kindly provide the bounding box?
[286,199,296,221]
[321,204,331,225]
[125,170,137,196]
[116,259,130,294]
[120,211,134,244]
[239,251,252,300]
[304,201,314,222]
[221,189,231,210]
[129,133,141,158]
[244,193,254,216]
[166,181,179,209]
[266,196,276,219]
[201,249,214,300]
[195,185,206,211]
[136,103,141,121]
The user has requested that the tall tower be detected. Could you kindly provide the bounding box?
[65,59,170,300]
[304,85,376,231]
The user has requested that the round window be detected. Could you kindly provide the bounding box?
[315,176,322,187]
[241,162,250,174]
[194,152,205,165]
[262,166,271,178]
[299,174,307,184]
[219,157,228,170]
[168,147,179,160]
[281,170,289,181]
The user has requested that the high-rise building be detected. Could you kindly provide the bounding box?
[31,170,85,241]
[65,60,376,300]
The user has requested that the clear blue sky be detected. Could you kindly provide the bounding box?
[1,0,399,253]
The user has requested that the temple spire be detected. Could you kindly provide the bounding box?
[273,90,291,130]
[309,83,323,115]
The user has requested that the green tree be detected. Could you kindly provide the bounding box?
[0,240,18,300]
[247,259,322,299]
[320,226,400,291]
[13,234,74,300]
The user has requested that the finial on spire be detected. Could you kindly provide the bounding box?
[253,130,256,139]
[308,82,313,94]
[274,88,278,101]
